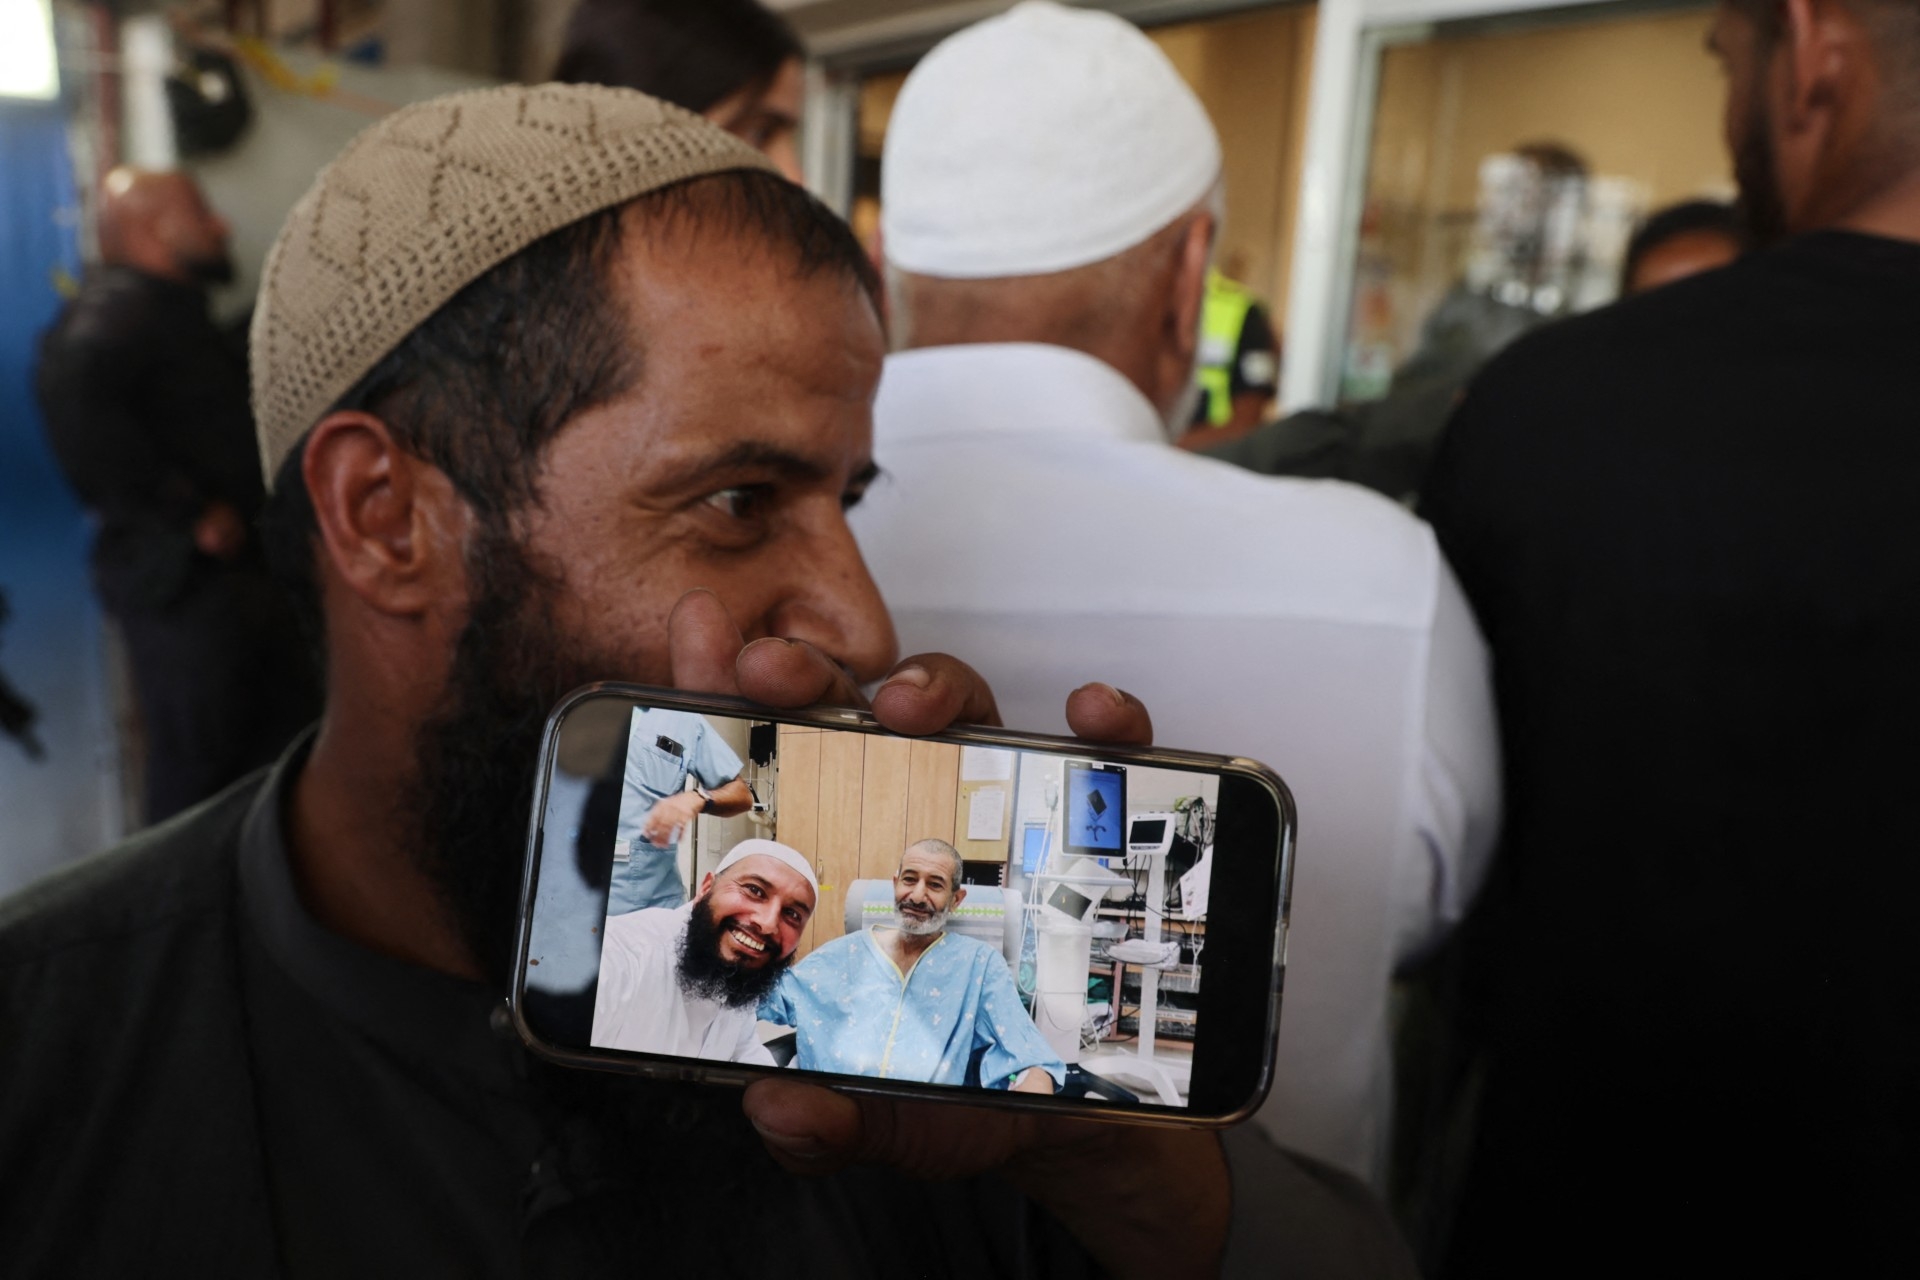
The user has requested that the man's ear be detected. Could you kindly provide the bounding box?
[301,410,470,619]
[1779,0,1854,130]
[952,884,968,909]
[697,871,716,898]
[1166,210,1215,372]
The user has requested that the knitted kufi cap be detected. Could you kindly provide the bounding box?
[251,82,775,486]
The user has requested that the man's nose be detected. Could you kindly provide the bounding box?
[770,522,898,684]
[746,895,781,936]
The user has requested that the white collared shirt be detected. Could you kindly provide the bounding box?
[590,902,776,1067]
[853,342,1501,1184]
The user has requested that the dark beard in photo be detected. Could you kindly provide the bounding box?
[678,895,792,1008]
[400,520,609,987]
[1733,89,1789,249]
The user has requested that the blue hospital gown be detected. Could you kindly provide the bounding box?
[761,928,1066,1090]
[608,707,743,916]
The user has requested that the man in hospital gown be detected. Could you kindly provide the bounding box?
[593,840,817,1064]
[761,839,1064,1091]
[609,705,752,915]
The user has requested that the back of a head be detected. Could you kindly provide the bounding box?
[1621,199,1747,294]
[552,0,800,114]
[881,0,1220,282]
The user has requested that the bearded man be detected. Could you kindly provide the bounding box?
[1417,0,1920,1272]
[762,839,1065,1093]
[593,840,817,1061]
[0,84,1417,1278]
[35,168,317,820]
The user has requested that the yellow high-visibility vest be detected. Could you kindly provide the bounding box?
[1196,269,1257,427]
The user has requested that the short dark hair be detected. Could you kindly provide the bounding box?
[553,0,802,115]
[1622,199,1748,291]
[260,169,879,653]
[903,838,965,886]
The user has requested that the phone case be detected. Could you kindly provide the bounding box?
[510,682,1295,1129]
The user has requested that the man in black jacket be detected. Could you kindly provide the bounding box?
[1419,1,1920,1273]
[35,168,314,821]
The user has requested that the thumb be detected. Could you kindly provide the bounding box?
[742,1078,1040,1179]
[743,1078,869,1173]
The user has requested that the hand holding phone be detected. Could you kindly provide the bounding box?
[526,589,1294,1275]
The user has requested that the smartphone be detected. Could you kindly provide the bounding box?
[511,684,1295,1127]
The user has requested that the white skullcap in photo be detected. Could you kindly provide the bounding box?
[881,0,1222,279]
[714,839,820,896]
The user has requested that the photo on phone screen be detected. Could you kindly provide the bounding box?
[518,693,1289,1120]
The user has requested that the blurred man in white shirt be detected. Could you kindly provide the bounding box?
[851,0,1501,1186]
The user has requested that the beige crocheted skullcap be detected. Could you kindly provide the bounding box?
[251,82,775,486]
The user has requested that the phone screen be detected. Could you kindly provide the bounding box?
[517,690,1289,1122]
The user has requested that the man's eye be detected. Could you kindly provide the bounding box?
[704,486,769,520]
[744,882,765,898]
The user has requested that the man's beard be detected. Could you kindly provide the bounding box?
[181,250,236,287]
[401,520,609,986]
[1733,88,1790,248]
[677,895,792,1007]
[896,901,951,937]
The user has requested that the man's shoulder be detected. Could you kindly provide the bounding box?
[938,931,1013,975]
[41,269,165,357]
[796,928,868,966]
[1468,255,1772,397]
[0,771,261,970]
[0,775,275,1273]
[605,904,685,947]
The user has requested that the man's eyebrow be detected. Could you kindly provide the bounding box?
[654,441,834,491]
[738,871,812,905]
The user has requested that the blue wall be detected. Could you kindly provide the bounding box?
[0,101,120,896]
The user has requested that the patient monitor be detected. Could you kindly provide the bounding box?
[1124,812,1177,867]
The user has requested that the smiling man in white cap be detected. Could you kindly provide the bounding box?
[854,0,1502,1187]
[593,839,818,1062]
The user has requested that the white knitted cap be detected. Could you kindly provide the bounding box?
[251,82,775,486]
[714,838,819,898]
[881,1,1221,279]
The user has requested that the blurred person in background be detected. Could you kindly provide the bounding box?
[1203,143,1592,502]
[1418,0,1920,1272]
[34,168,316,823]
[553,0,805,181]
[1619,198,1748,293]
[1175,259,1282,451]
[856,1,1500,1190]
[0,591,43,762]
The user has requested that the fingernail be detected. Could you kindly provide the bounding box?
[888,665,933,690]
[1082,681,1124,706]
